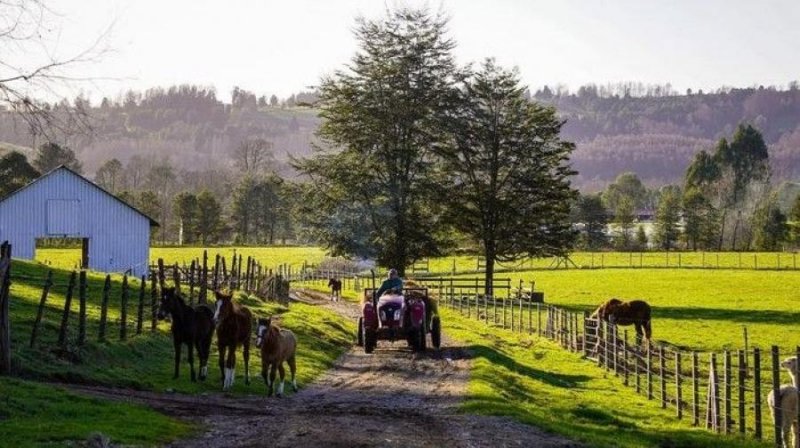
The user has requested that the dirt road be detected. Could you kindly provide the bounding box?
[75,290,579,447]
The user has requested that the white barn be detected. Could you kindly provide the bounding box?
[0,166,158,276]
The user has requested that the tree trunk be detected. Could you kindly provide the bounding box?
[483,240,495,298]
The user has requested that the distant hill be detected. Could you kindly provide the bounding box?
[534,85,800,190]
[1,84,799,190]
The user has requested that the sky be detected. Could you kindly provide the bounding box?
[31,0,800,102]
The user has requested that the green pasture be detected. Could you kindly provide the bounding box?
[0,377,191,447]
[494,269,800,354]
[422,251,800,273]
[5,259,354,445]
[442,309,767,448]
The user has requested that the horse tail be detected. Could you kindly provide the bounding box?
[643,317,652,340]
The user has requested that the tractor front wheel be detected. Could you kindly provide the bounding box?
[364,328,377,354]
[431,316,441,349]
[357,317,364,346]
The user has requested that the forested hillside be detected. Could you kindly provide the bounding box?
[2,83,800,190]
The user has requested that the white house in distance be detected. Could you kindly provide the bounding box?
[0,166,158,276]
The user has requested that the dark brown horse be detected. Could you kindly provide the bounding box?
[591,298,652,349]
[255,317,298,397]
[328,278,342,301]
[213,290,253,390]
[157,287,214,381]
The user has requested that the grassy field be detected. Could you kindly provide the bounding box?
[0,378,191,447]
[5,259,355,444]
[490,269,800,354]
[441,308,767,448]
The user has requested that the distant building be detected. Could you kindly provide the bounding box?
[0,166,158,276]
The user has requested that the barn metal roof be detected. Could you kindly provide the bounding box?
[0,165,160,227]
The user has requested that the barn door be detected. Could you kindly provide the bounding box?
[81,238,89,269]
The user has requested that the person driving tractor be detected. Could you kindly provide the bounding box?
[374,268,403,300]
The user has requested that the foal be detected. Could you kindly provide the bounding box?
[213,291,253,390]
[157,287,214,381]
[328,278,342,302]
[256,317,298,397]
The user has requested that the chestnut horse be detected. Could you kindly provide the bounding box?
[157,287,214,381]
[591,298,652,350]
[328,278,342,302]
[213,291,253,390]
[256,317,298,397]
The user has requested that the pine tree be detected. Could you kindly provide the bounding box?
[437,59,576,295]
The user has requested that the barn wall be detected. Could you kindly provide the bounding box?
[0,169,151,276]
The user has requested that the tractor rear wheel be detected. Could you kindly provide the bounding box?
[431,316,441,349]
[357,317,364,346]
[364,328,377,354]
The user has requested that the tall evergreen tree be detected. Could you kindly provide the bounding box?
[437,59,576,295]
[577,193,608,250]
[654,186,681,250]
[173,192,199,245]
[196,191,223,245]
[296,8,459,274]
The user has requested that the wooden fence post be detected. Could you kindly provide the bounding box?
[173,262,181,294]
[78,270,88,346]
[738,350,746,435]
[707,353,720,432]
[213,254,220,291]
[189,260,196,304]
[157,258,165,291]
[237,254,243,289]
[692,351,699,426]
[623,329,629,386]
[150,273,158,331]
[98,275,111,341]
[754,347,762,440]
[772,346,782,447]
[200,250,208,304]
[647,346,653,400]
[676,351,683,419]
[137,275,146,335]
[120,275,129,341]
[0,243,9,374]
[30,270,53,347]
[57,271,77,348]
[660,346,667,409]
[724,350,732,434]
[795,346,800,448]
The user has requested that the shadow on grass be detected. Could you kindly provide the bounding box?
[467,343,593,389]
[654,306,800,325]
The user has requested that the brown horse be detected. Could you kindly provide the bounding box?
[591,298,652,349]
[255,317,298,397]
[213,290,253,390]
[157,287,214,381]
[328,278,342,301]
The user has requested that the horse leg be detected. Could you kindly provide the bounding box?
[173,338,182,379]
[635,323,643,348]
[224,345,236,390]
[268,363,278,397]
[261,358,272,396]
[243,338,250,386]
[198,334,210,381]
[276,363,286,397]
[288,355,298,392]
[218,343,226,386]
[188,341,196,382]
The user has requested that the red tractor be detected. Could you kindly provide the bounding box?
[357,287,441,353]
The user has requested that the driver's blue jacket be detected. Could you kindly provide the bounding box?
[374,277,403,300]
